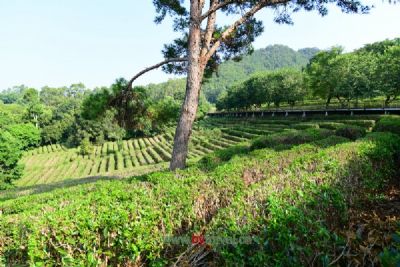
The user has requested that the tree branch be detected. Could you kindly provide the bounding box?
[127,58,188,89]
[204,0,268,60]
[200,0,234,21]
[201,0,218,59]
[204,0,289,61]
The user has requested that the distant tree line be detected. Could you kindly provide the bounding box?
[216,69,305,110]
[0,78,212,148]
[216,38,400,111]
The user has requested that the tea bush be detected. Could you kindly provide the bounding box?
[374,115,400,135]
[206,132,400,266]
[335,125,366,140]
[311,135,350,148]
[291,122,320,130]
[250,128,333,150]
[318,122,346,130]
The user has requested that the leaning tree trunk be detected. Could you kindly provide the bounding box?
[170,2,203,171]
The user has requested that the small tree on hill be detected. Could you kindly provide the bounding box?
[79,137,93,156]
[127,0,375,170]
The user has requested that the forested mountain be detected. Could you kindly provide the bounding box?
[202,44,319,102]
[144,45,319,104]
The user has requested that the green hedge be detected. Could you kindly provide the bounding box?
[291,122,320,130]
[335,125,366,140]
[373,115,400,135]
[318,122,346,130]
[250,128,333,150]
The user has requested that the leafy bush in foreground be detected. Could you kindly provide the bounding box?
[198,144,250,171]
[206,132,400,266]
[1,131,399,266]
[379,231,400,267]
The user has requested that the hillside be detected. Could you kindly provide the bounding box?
[202,45,319,102]
[13,127,248,188]
[145,45,319,103]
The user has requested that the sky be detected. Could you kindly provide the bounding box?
[0,0,399,90]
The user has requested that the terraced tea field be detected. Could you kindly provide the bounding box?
[16,123,257,187]
[16,117,376,187]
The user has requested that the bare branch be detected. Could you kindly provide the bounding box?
[127,58,188,89]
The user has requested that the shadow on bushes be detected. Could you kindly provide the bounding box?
[173,132,400,266]
[198,128,352,172]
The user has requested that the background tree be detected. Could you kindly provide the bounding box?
[305,39,399,108]
[79,137,93,156]
[263,69,304,108]
[304,47,343,107]
[127,0,370,170]
[358,37,400,55]
[149,96,181,130]
[333,52,376,107]
[374,45,400,106]
[0,131,22,189]
[216,69,304,110]
[0,121,40,188]
[0,85,28,104]
[5,124,41,150]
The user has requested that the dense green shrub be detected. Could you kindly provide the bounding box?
[148,96,180,130]
[318,122,346,130]
[335,125,366,140]
[251,128,333,150]
[0,123,40,189]
[79,137,93,156]
[5,123,41,150]
[311,135,350,148]
[373,115,400,135]
[199,144,250,170]
[0,132,23,189]
[335,119,375,128]
[292,122,319,130]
